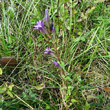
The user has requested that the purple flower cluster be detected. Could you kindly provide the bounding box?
[34,9,59,68]
[44,47,59,67]
[34,9,55,36]
[33,20,46,34]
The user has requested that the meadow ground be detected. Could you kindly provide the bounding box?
[0,0,110,110]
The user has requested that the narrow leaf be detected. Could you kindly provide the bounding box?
[0,68,2,75]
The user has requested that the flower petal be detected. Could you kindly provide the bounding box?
[53,61,59,67]
[45,9,50,27]
[44,47,52,54]
[51,22,55,36]
[33,20,44,30]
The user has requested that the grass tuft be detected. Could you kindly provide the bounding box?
[0,0,110,109]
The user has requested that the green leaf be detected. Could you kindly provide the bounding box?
[60,61,65,70]
[60,86,67,90]
[0,86,6,94]
[46,105,50,109]
[80,37,86,42]
[0,95,4,104]
[8,84,14,91]
[34,83,45,90]
[6,90,13,98]
[65,76,72,82]
[87,95,97,100]
[94,0,106,4]
[0,68,2,75]
[85,7,96,17]
[7,7,15,18]
[65,94,69,101]
[85,101,90,110]
[71,99,78,103]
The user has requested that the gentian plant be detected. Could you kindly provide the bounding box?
[34,9,68,108]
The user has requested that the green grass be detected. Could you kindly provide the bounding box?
[0,0,110,110]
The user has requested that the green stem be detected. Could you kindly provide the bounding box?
[13,93,34,110]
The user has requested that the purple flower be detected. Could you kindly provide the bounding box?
[33,20,47,34]
[44,9,50,27]
[53,61,59,67]
[44,47,52,54]
[33,20,44,30]
[44,47,55,57]
[51,22,55,36]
